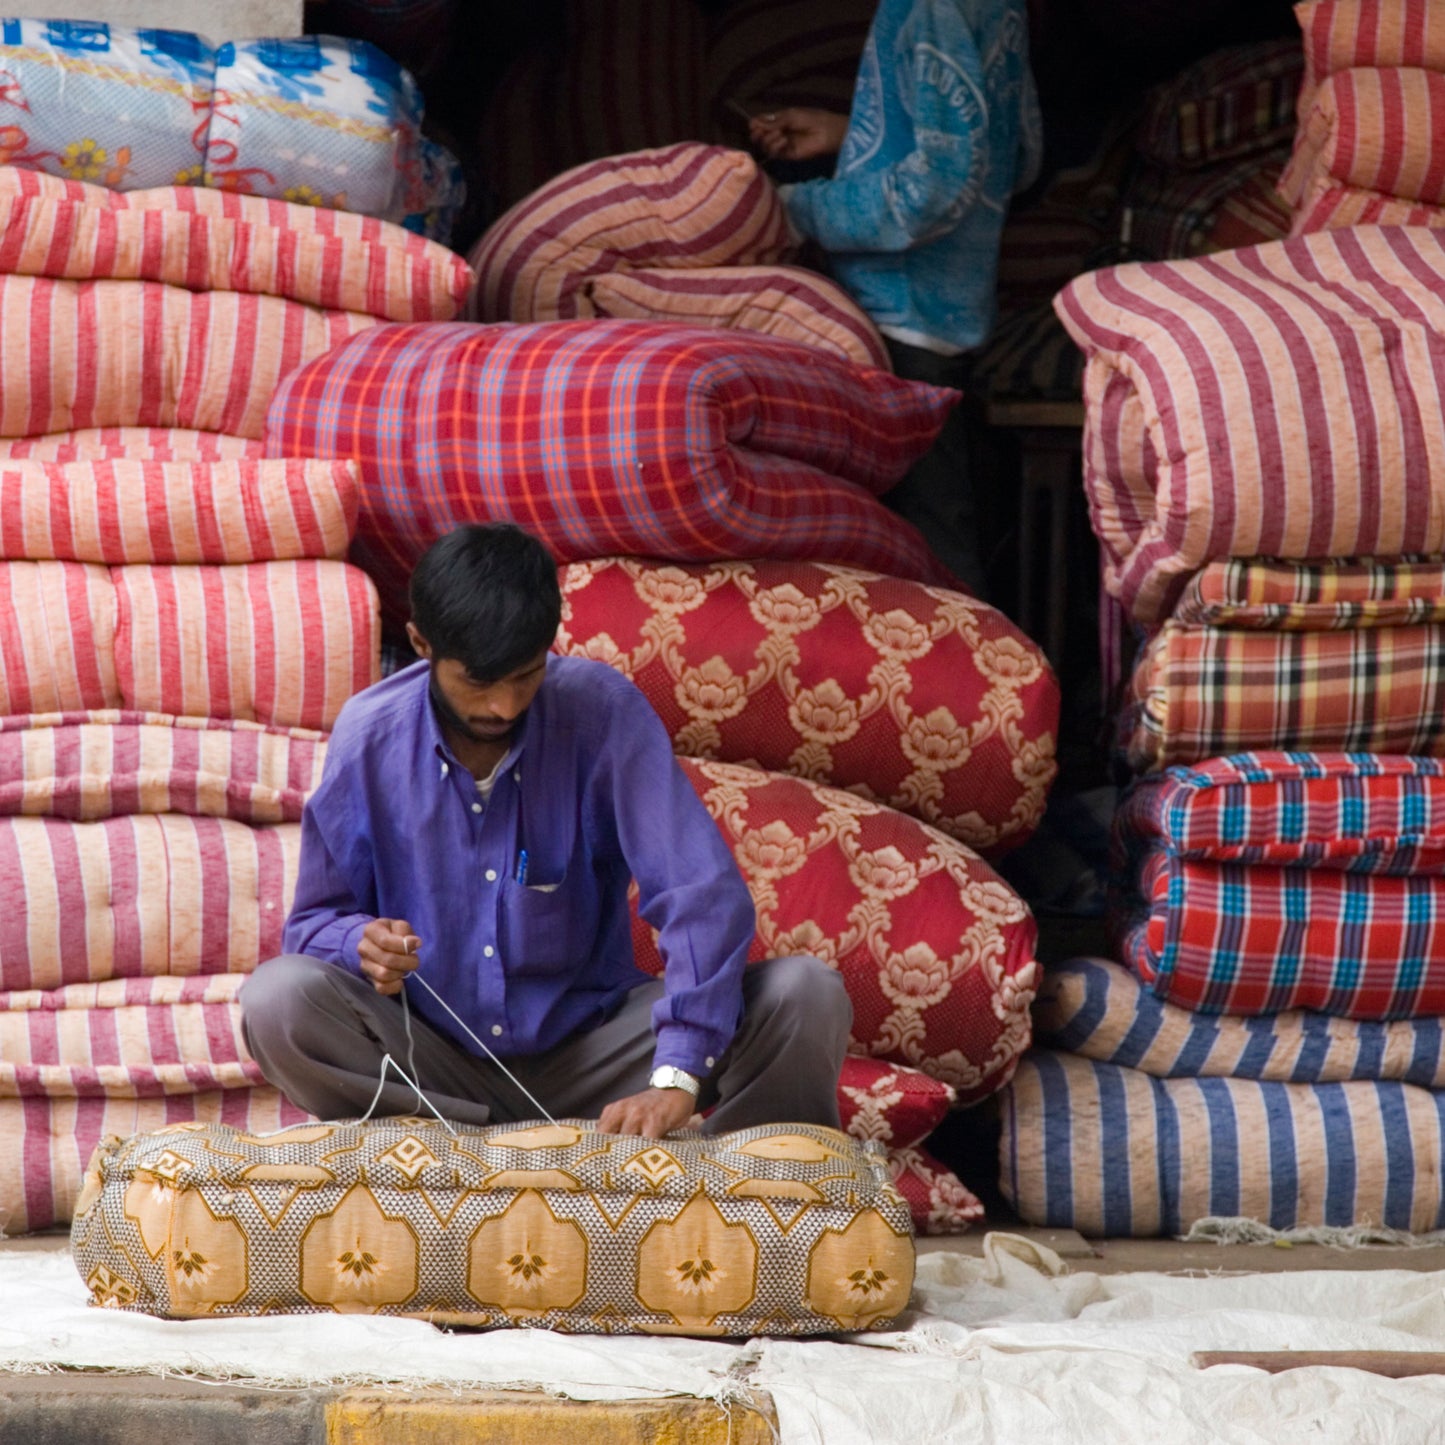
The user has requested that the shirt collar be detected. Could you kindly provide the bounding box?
[415,657,546,779]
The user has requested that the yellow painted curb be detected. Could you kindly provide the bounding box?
[326,1388,776,1445]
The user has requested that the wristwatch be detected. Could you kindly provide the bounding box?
[649,1065,701,1098]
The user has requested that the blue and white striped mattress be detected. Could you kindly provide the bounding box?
[1035,958,1445,1086]
[1000,1049,1445,1236]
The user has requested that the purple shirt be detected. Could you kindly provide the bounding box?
[282,656,755,1076]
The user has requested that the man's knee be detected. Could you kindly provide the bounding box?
[752,954,852,1037]
[239,954,337,1039]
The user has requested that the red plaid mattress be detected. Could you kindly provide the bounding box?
[0,459,358,564]
[0,1087,307,1233]
[556,557,1057,855]
[265,320,960,625]
[635,758,1039,1102]
[0,815,299,990]
[1114,752,1445,1017]
[0,560,378,730]
[0,275,374,440]
[0,711,325,824]
[1056,227,1445,623]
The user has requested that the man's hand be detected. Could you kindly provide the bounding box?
[358,918,422,995]
[597,1087,698,1138]
[748,107,849,162]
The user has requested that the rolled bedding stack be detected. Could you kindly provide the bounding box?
[1278,0,1445,236]
[0,167,485,1232]
[997,219,1445,1237]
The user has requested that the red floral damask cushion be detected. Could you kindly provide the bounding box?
[634,758,1040,1104]
[557,557,1058,855]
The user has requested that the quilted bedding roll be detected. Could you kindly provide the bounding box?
[557,557,1058,855]
[1001,1048,1445,1236]
[265,319,961,624]
[1054,227,1445,623]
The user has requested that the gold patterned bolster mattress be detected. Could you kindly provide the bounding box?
[70,1116,916,1335]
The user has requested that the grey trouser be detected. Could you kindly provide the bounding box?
[239,954,850,1134]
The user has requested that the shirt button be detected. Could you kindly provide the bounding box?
[491,1024,503,1037]
[471,802,483,814]
[705,1057,715,1069]
[485,868,497,882]
[440,761,449,777]
[513,770,521,783]
[483,945,494,957]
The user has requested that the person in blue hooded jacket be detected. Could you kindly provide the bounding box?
[751,0,1042,597]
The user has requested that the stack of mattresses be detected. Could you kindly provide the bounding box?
[0,462,380,1234]
[1279,0,1445,236]
[556,556,1059,1231]
[998,218,1445,1236]
[0,20,462,240]
[0,173,483,1232]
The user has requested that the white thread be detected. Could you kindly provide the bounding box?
[406,970,559,1126]
[358,1050,460,1138]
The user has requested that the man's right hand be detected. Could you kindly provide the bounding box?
[748,107,849,162]
[358,918,422,995]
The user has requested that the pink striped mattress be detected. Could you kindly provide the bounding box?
[0,430,265,462]
[0,275,374,440]
[0,559,378,730]
[1055,225,1445,622]
[0,459,358,564]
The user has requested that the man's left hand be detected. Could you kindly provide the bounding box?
[597,1086,698,1138]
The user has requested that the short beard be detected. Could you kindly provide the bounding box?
[427,662,512,747]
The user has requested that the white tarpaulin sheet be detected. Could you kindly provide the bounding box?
[5,1234,1445,1442]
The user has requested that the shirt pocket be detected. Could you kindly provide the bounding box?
[500,876,581,976]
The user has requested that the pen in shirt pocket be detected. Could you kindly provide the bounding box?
[515,849,529,886]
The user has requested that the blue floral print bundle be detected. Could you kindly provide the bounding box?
[0,19,463,239]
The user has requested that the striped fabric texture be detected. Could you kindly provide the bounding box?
[556,556,1058,856]
[1056,226,1445,623]
[635,758,1039,1103]
[1282,0,1445,203]
[473,2,709,210]
[0,1087,307,1233]
[1123,620,1445,769]
[704,0,875,133]
[265,320,960,626]
[1293,183,1445,236]
[469,143,794,323]
[0,711,325,824]
[580,266,889,370]
[0,429,265,462]
[1289,67,1445,208]
[1035,957,1445,1086]
[0,815,299,991]
[0,560,379,730]
[0,189,472,323]
[0,275,375,440]
[0,460,358,564]
[1001,1048,1445,1236]
[0,168,454,253]
[0,974,258,1097]
[1207,164,1295,251]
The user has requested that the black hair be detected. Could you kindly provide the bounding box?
[408,523,561,681]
